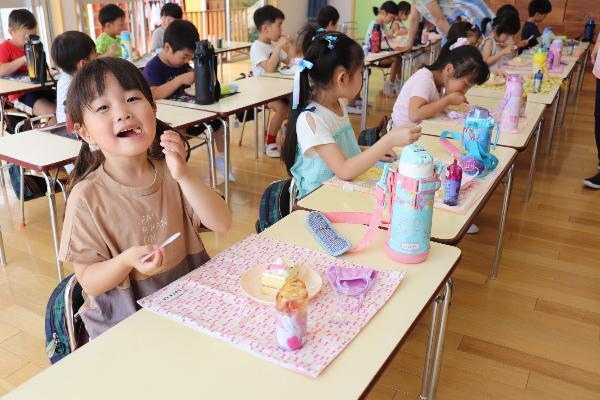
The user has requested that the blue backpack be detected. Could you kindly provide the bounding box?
[45,274,87,364]
[256,179,292,233]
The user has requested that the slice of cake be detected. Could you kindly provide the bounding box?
[261,258,299,295]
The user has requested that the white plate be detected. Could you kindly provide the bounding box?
[240,265,322,305]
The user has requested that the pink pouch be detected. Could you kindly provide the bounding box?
[326,265,376,313]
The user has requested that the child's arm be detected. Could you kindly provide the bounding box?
[482,41,515,66]
[309,116,422,181]
[258,37,289,73]
[98,44,120,58]
[0,56,27,77]
[402,9,422,52]
[160,130,232,232]
[74,245,166,296]
[150,71,194,100]
[424,0,450,36]
[408,93,467,122]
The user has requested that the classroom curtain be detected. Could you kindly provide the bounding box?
[308,0,327,18]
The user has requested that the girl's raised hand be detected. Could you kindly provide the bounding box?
[161,130,189,181]
[387,125,422,147]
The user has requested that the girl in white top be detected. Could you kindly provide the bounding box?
[392,38,489,127]
[479,12,521,70]
[281,32,421,199]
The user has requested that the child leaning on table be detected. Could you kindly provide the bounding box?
[250,5,293,158]
[0,9,56,123]
[280,32,421,200]
[59,58,231,339]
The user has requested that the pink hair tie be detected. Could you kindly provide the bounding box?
[449,37,470,51]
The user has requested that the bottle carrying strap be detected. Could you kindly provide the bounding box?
[439,130,462,158]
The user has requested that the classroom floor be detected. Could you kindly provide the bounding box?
[0,57,599,399]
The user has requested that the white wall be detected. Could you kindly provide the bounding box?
[328,0,352,25]
[277,0,308,36]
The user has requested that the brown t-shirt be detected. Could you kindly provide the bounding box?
[59,159,210,338]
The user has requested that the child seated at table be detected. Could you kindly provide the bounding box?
[250,5,293,158]
[447,21,483,47]
[365,1,403,97]
[392,38,489,127]
[521,0,553,49]
[479,11,521,70]
[0,9,56,123]
[317,5,340,32]
[151,2,182,52]
[144,20,232,181]
[389,1,411,37]
[60,57,231,339]
[95,4,140,59]
[280,32,421,199]
[51,31,97,125]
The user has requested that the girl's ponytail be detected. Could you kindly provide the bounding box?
[68,142,105,192]
[372,6,379,16]
[480,17,492,36]
[281,67,311,174]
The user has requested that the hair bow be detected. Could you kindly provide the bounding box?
[449,37,470,51]
[292,59,314,109]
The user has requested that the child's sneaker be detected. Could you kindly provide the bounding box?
[583,173,600,189]
[265,143,280,158]
[383,80,395,98]
[467,224,480,234]
[215,154,236,182]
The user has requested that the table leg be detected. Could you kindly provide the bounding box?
[419,291,441,400]
[219,53,224,83]
[261,104,266,155]
[219,118,230,204]
[19,166,25,228]
[577,49,590,95]
[491,164,515,279]
[525,117,544,202]
[545,90,561,155]
[559,73,572,127]
[42,172,63,282]
[572,58,583,104]
[427,279,452,400]
[0,224,6,266]
[0,96,6,136]
[254,107,259,159]
[360,67,369,131]
[203,123,217,189]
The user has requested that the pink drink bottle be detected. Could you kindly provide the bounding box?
[549,39,563,71]
[500,75,523,133]
[443,160,462,206]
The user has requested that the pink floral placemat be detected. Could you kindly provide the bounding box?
[138,234,405,378]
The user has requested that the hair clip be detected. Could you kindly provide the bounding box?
[323,35,338,49]
[449,37,469,51]
[315,27,326,34]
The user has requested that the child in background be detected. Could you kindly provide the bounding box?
[144,20,232,181]
[60,58,231,339]
[0,9,56,122]
[151,2,182,52]
[521,0,553,48]
[317,5,340,31]
[51,31,97,125]
[95,4,140,58]
[365,1,402,97]
[392,38,489,126]
[390,1,411,36]
[447,21,483,47]
[480,12,521,70]
[583,32,600,189]
[281,32,421,199]
[250,5,293,157]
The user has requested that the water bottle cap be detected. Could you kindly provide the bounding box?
[120,31,131,41]
[506,74,523,84]
[467,106,491,120]
[398,143,433,178]
[551,39,563,46]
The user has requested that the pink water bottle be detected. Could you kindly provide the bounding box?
[370,24,382,53]
[549,39,563,71]
[443,160,462,206]
[500,74,523,133]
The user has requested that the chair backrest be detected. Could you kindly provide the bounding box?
[14,114,55,133]
[63,274,81,352]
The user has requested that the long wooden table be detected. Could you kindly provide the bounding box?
[3,210,461,400]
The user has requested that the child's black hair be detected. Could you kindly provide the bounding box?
[164,20,200,52]
[373,1,399,17]
[161,2,183,19]
[51,31,96,75]
[528,0,552,17]
[426,38,489,86]
[8,9,37,30]
[98,4,126,26]
[397,1,411,16]
[481,10,520,37]
[447,21,482,43]
[66,58,180,190]
[317,5,339,28]
[281,32,364,174]
[253,5,285,31]
[299,24,326,54]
